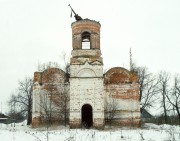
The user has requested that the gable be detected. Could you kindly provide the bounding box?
[41,68,67,83]
[104,67,130,84]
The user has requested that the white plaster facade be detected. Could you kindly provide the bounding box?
[69,62,104,128]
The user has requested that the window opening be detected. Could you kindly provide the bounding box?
[82,32,91,49]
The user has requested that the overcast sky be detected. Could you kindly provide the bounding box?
[0,0,180,112]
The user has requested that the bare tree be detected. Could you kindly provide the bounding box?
[38,82,64,141]
[105,96,118,128]
[39,85,69,128]
[37,66,69,127]
[60,51,70,82]
[60,51,70,125]
[129,50,159,111]
[9,77,33,125]
[37,51,70,74]
[37,73,63,141]
[37,61,61,72]
[8,94,17,126]
[36,53,70,127]
[39,86,54,125]
[165,75,180,124]
[158,71,170,124]
[55,85,69,127]
[135,67,159,112]
[141,68,159,111]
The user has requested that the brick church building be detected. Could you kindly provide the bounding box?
[32,18,141,129]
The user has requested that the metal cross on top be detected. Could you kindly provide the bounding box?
[68,4,83,21]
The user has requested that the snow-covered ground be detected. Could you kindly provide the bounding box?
[0,121,180,141]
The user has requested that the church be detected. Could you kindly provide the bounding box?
[32,15,141,129]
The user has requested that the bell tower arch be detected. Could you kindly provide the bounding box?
[81,31,91,49]
[69,19,104,129]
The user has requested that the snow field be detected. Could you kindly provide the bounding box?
[0,122,180,141]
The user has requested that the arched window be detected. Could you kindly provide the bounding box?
[82,32,91,49]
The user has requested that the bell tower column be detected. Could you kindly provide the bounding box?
[69,19,104,129]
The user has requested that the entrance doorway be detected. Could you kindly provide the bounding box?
[81,104,93,128]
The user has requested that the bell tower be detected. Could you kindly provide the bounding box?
[69,19,104,129]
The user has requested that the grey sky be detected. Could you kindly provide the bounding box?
[0,0,180,112]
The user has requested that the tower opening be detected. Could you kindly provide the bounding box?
[81,104,93,128]
[82,32,91,49]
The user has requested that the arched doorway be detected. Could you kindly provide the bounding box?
[81,104,93,128]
